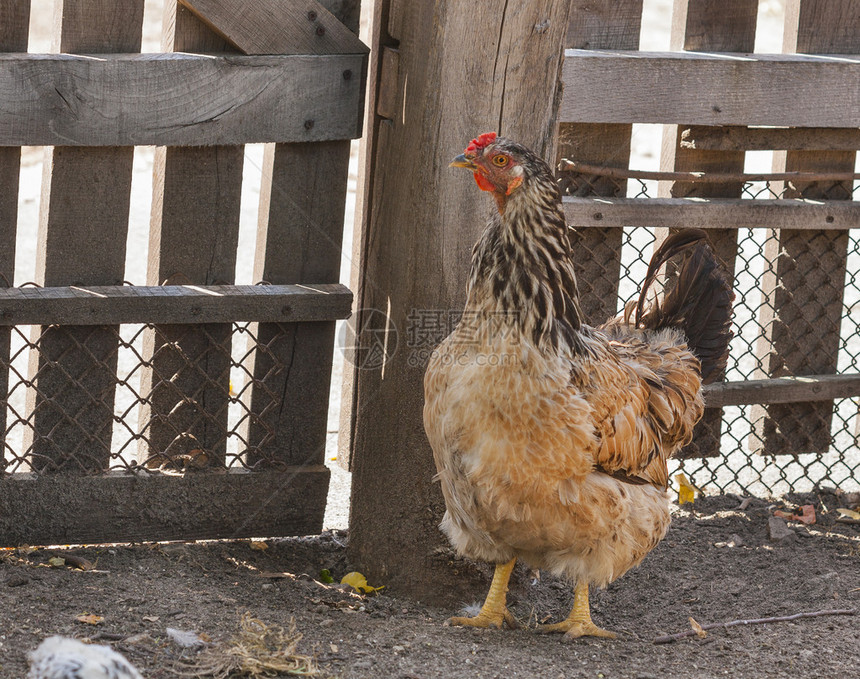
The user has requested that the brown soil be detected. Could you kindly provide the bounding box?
[2,493,858,679]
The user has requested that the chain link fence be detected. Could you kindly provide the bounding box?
[1,319,295,476]
[561,167,860,497]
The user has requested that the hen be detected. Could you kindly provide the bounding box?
[423,132,733,639]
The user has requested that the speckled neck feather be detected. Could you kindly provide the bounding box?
[465,140,585,352]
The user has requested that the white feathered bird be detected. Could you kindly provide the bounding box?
[27,636,144,679]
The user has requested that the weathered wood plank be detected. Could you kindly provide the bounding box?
[245,142,351,467]
[139,4,243,466]
[561,50,860,127]
[0,466,329,546]
[0,1,29,51]
[339,0,385,471]
[704,374,860,408]
[0,52,365,146]
[561,0,641,324]
[658,0,757,459]
[681,126,860,151]
[349,0,574,604]
[752,0,859,457]
[24,0,144,474]
[0,0,29,470]
[0,284,351,325]
[562,197,860,230]
[179,0,367,55]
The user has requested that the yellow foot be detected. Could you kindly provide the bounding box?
[539,581,617,640]
[446,608,518,630]
[539,619,616,640]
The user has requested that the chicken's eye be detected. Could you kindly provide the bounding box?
[492,154,509,167]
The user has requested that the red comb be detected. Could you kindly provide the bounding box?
[465,132,497,155]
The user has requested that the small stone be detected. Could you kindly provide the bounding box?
[768,516,796,542]
[6,573,29,587]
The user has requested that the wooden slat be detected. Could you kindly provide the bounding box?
[24,0,144,474]
[0,0,29,471]
[139,4,243,467]
[245,142,351,467]
[0,52,365,146]
[752,1,860,457]
[0,1,30,51]
[563,196,860,230]
[560,50,860,127]
[339,0,386,472]
[179,0,367,55]
[681,126,860,151]
[0,466,329,546]
[659,0,757,460]
[0,284,351,325]
[561,0,642,325]
[704,374,860,408]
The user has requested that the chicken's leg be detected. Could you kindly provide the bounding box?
[539,581,616,639]
[446,558,518,629]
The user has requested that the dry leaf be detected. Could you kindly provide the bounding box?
[797,504,816,525]
[689,617,707,639]
[249,540,269,551]
[64,555,96,571]
[340,571,385,593]
[330,643,339,653]
[76,613,104,625]
[48,557,66,568]
[143,615,160,622]
[837,508,860,520]
[675,473,698,505]
[774,505,816,525]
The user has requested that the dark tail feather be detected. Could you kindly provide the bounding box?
[635,229,734,384]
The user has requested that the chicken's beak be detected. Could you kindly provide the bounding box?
[450,154,478,170]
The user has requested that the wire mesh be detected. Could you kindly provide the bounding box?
[560,167,860,497]
[1,320,296,476]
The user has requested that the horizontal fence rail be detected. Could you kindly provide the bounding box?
[0,284,352,325]
[0,52,365,145]
[561,50,860,127]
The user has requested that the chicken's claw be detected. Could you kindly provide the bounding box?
[539,581,617,640]
[444,558,518,631]
[539,619,616,640]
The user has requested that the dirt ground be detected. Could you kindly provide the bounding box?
[1,493,858,679]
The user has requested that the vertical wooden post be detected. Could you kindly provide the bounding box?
[560,0,643,324]
[236,1,360,472]
[752,0,859,456]
[0,0,29,469]
[660,0,757,459]
[348,0,573,603]
[25,0,144,472]
[138,3,242,465]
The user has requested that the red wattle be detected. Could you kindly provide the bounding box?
[473,172,495,192]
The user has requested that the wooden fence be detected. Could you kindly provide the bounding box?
[345,0,860,601]
[0,0,366,546]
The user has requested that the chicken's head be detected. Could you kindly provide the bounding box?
[450,132,527,197]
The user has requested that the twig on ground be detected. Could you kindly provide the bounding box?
[653,609,856,644]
